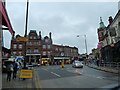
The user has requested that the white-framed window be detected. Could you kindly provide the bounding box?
[19,51,22,55]
[48,51,51,55]
[34,49,39,53]
[19,44,22,49]
[27,48,32,53]
[42,45,46,49]
[43,51,46,55]
[13,51,16,55]
[56,48,58,51]
[45,39,48,42]
[38,42,40,45]
[34,36,36,39]
[47,45,51,49]
[29,42,32,45]
[13,44,17,49]
[30,36,32,39]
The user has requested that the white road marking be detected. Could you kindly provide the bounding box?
[51,72,61,77]
[42,68,48,71]
[96,76,105,79]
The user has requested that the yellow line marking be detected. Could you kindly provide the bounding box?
[34,70,43,90]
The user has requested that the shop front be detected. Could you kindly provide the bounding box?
[26,54,41,64]
[54,57,70,64]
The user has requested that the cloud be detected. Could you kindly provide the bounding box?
[4,2,118,54]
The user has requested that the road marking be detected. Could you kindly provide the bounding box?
[96,76,105,79]
[42,68,48,71]
[34,70,43,89]
[51,72,61,77]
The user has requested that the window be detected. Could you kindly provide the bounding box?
[47,45,51,49]
[43,51,46,55]
[19,44,22,49]
[48,51,51,55]
[30,36,32,39]
[29,42,32,45]
[45,39,48,42]
[56,48,58,51]
[27,48,31,53]
[34,49,39,53]
[34,36,36,39]
[13,52,16,55]
[26,42,29,45]
[13,44,17,49]
[19,51,22,55]
[42,45,46,49]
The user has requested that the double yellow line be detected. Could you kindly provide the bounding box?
[33,70,43,90]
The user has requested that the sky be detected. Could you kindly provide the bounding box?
[3,1,118,54]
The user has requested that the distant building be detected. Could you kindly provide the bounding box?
[11,30,79,65]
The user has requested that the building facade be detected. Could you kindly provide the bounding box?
[11,30,79,65]
[97,10,120,62]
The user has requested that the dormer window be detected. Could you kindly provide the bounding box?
[30,36,32,39]
[34,36,36,39]
[45,39,48,42]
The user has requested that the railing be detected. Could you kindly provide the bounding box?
[99,62,120,70]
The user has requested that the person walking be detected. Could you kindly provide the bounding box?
[6,62,13,81]
[12,61,18,79]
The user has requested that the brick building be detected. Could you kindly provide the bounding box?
[11,30,79,65]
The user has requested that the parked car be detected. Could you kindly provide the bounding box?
[72,61,83,68]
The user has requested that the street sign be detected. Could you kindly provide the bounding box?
[19,69,33,78]
[16,36,28,42]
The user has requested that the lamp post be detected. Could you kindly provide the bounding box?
[77,34,88,58]
[23,0,29,68]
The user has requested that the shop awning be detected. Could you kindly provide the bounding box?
[0,1,15,36]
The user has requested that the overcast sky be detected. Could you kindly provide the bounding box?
[3,1,118,54]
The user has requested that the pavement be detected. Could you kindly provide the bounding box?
[2,69,42,89]
[86,63,120,74]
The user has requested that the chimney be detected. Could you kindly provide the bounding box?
[108,16,113,25]
[49,32,52,39]
[39,31,41,40]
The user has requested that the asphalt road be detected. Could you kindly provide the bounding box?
[34,64,119,88]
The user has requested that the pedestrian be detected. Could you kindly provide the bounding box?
[16,60,20,70]
[12,61,18,79]
[6,62,13,81]
[96,59,100,67]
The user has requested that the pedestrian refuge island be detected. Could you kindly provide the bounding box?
[19,69,33,79]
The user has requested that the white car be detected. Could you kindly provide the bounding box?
[72,61,83,68]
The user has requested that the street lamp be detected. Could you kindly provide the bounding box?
[77,34,88,57]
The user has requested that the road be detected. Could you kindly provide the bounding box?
[34,64,119,88]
